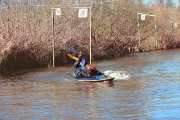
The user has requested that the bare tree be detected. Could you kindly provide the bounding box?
[166,0,174,7]
[158,0,164,6]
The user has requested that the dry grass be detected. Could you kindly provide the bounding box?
[0,0,180,72]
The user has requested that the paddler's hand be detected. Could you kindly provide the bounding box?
[82,73,88,77]
[82,70,88,77]
[78,54,82,61]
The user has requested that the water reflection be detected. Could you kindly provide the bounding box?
[80,81,114,98]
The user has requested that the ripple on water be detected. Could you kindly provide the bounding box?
[104,70,130,80]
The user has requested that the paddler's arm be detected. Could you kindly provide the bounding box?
[74,59,81,68]
[74,55,82,68]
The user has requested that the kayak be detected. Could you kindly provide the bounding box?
[77,75,114,82]
[67,54,114,82]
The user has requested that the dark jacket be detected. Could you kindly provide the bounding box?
[74,59,82,78]
[74,58,88,78]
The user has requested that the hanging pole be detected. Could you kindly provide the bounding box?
[52,9,55,67]
[172,23,174,43]
[137,12,140,44]
[51,7,61,67]
[172,22,180,45]
[154,15,158,48]
[90,7,92,65]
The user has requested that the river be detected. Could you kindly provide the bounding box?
[0,49,180,119]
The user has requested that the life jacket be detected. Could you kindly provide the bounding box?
[86,64,97,71]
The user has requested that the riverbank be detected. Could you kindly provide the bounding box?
[0,33,179,73]
[0,1,180,73]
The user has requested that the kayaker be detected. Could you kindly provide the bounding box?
[73,52,104,78]
[74,54,88,78]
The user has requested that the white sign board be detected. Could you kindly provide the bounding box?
[78,8,88,18]
[141,14,146,20]
[174,23,178,28]
[55,8,61,16]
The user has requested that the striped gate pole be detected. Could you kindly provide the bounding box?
[137,13,141,44]
[172,23,180,45]
[154,16,158,48]
[52,9,55,67]
[172,23,174,43]
[89,7,92,65]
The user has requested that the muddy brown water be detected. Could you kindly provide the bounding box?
[0,49,180,119]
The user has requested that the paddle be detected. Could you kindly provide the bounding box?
[68,44,79,55]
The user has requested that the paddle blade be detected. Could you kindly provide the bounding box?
[67,54,78,61]
[68,44,79,55]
